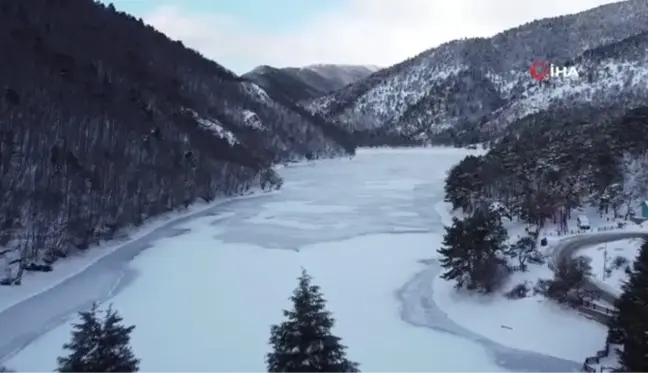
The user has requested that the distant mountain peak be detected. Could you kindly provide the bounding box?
[243,63,379,104]
[300,63,382,72]
[247,65,276,75]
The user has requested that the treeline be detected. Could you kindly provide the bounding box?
[444,105,648,226]
[0,0,355,285]
[350,128,423,147]
[437,200,644,371]
[608,239,648,372]
[1,271,360,372]
[440,100,648,371]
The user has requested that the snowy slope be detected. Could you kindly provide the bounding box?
[0,148,599,371]
[295,64,381,90]
[479,50,648,137]
[244,64,379,104]
[307,0,648,144]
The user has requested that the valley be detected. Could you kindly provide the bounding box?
[2,0,648,371]
[0,148,603,371]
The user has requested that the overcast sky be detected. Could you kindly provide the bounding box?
[109,0,620,75]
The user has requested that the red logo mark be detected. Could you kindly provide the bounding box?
[529,60,550,81]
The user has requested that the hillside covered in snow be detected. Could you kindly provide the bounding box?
[0,0,356,285]
[305,0,648,146]
[243,64,380,104]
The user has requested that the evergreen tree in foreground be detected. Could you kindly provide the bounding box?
[607,239,648,372]
[57,303,140,372]
[438,209,508,293]
[266,269,360,372]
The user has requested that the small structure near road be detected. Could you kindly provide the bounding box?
[577,215,591,230]
[629,201,648,224]
[641,200,648,219]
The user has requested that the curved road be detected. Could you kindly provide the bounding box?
[551,230,648,310]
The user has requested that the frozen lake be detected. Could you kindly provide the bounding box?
[0,148,582,371]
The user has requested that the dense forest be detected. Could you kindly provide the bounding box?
[444,105,648,227]
[0,0,356,285]
[441,86,648,373]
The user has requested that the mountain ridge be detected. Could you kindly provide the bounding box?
[305,0,648,146]
[0,0,355,283]
[243,64,379,104]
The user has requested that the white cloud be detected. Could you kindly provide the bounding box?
[143,0,619,74]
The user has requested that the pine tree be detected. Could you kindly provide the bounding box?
[506,236,538,271]
[57,303,140,372]
[438,209,508,292]
[438,216,473,288]
[607,239,648,371]
[444,155,483,213]
[266,269,360,372]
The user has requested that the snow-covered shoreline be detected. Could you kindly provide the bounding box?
[430,200,609,363]
[0,148,610,371]
[397,258,585,371]
[0,190,277,316]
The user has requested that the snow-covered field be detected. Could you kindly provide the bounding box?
[580,238,642,294]
[432,202,608,363]
[430,196,648,371]
[0,147,607,371]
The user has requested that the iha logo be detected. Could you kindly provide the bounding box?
[529,60,579,81]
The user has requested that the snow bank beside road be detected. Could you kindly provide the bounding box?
[580,237,643,296]
[432,200,608,362]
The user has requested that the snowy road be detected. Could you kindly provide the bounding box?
[553,231,648,305]
[1,148,582,371]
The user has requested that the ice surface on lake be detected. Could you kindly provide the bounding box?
[1,148,583,371]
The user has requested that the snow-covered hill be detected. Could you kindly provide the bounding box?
[0,0,362,288]
[306,0,648,145]
[477,41,648,139]
[243,64,380,103]
[293,64,381,91]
